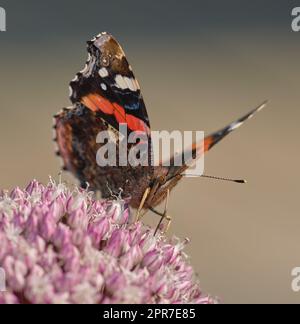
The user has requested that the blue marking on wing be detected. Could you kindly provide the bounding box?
[124,102,140,110]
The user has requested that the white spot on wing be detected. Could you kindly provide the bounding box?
[124,77,137,91]
[80,57,96,77]
[101,83,107,91]
[71,75,78,82]
[97,31,107,38]
[80,64,89,74]
[99,67,109,78]
[114,75,140,92]
[115,75,128,90]
[69,86,73,97]
[229,121,243,131]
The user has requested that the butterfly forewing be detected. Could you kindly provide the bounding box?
[69,32,150,134]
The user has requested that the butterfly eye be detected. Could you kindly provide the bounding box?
[100,54,110,67]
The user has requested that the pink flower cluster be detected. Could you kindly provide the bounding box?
[0,179,215,304]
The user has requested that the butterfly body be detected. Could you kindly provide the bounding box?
[54,32,267,212]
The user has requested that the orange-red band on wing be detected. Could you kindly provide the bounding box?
[204,136,214,152]
[192,135,214,154]
[82,94,115,114]
[81,94,150,134]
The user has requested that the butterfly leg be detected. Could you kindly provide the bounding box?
[135,187,151,222]
[153,189,171,235]
[135,177,164,222]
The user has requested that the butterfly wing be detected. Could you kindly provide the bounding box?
[146,101,267,208]
[69,32,150,135]
[54,103,154,201]
[54,33,154,204]
[164,101,268,181]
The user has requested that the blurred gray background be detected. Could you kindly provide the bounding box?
[0,0,300,304]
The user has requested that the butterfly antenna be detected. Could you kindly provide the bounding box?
[201,174,247,184]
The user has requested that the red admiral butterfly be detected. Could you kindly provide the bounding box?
[54,32,267,232]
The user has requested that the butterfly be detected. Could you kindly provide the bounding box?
[54,32,267,232]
